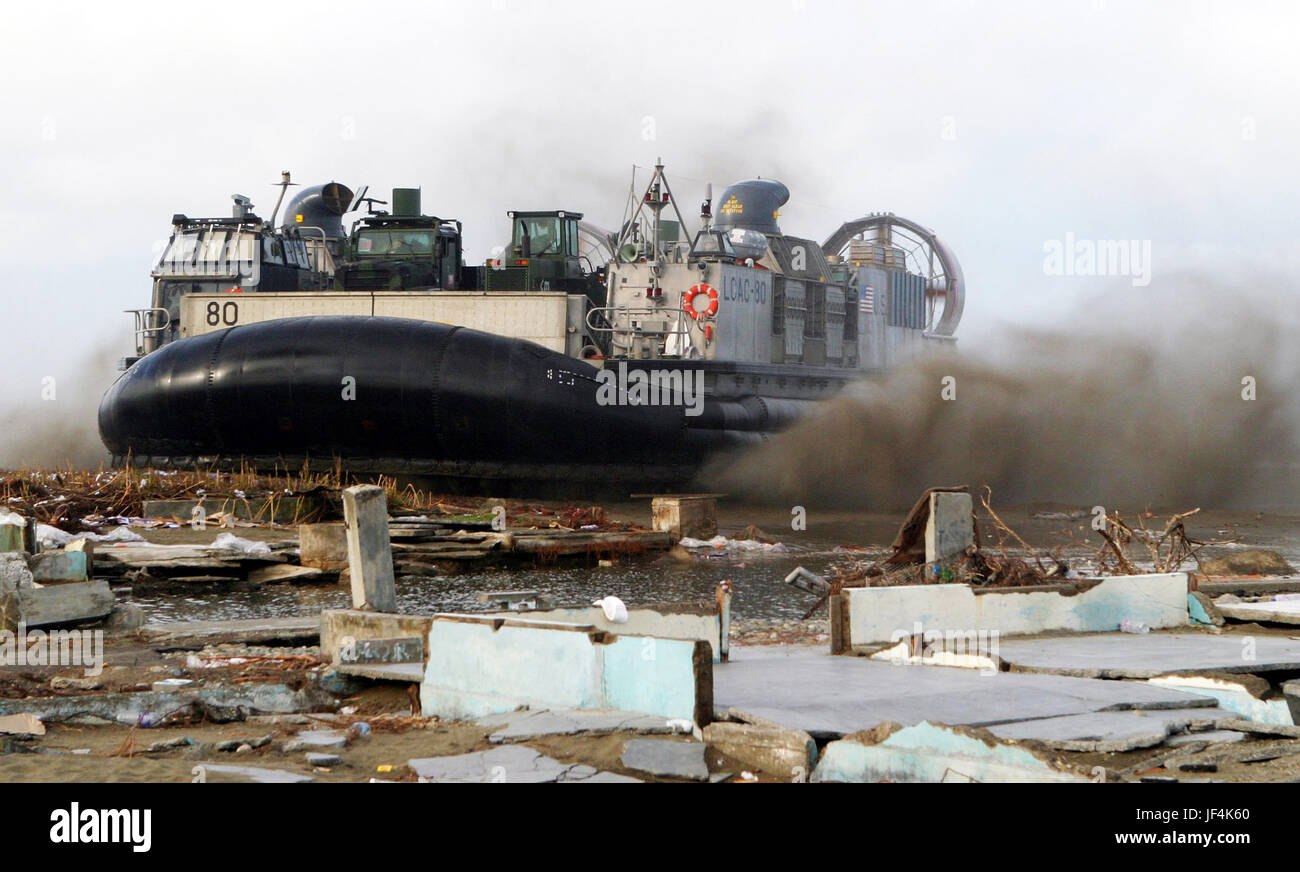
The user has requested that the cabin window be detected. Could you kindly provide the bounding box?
[565,220,579,257]
[357,230,434,256]
[513,217,562,256]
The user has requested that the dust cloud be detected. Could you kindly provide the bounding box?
[0,338,124,470]
[704,275,1300,512]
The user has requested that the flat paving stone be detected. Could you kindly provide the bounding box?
[199,764,314,783]
[620,738,709,781]
[996,633,1300,678]
[1166,730,1246,747]
[285,729,347,750]
[306,752,342,767]
[408,745,622,783]
[986,711,1183,752]
[1215,599,1300,626]
[714,645,1214,738]
[477,708,682,744]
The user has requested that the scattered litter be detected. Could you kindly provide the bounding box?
[37,524,145,549]
[679,535,786,553]
[592,595,629,623]
[208,532,272,555]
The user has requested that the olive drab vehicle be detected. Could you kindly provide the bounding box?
[101,162,965,492]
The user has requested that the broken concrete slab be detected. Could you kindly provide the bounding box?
[140,615,319,649]
[985,711,1185,753]
[198,763,314,783]
[1284,680,1300,726]
[1147,675,1294,726]
[0,683,334,726]
[1200,579,1300,597]
[409,744,614,783]
[0,580,114,629]
[1166,730,1246,747]
[478,602,727,663]
[477,708,681,744]
[306,752,342,767]
[845,574,1189,647]
[246,564,324,584]
[714,645,1213,739]
[997,633,1300,678]
[812,721,1090,783]
[1201,549,1295,577]
[1214,598,1300,626]
[620,738,710,781]
[285,730,348,751]
[702,721,817,777]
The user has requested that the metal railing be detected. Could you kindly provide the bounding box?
[125,307,171,356]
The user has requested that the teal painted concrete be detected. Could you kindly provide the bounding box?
[420,615,703,723]
[812,720,1089,783]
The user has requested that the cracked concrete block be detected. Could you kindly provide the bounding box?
[812,721,1091,783]
[479,707,679,744]
[925,491,974,565]
[619,738,709,781]
[343,485,396,613]
[1188,591,1224,627]
[703,721,816,778]
[27,551,88,584]
[409,745,621,783]
[1148,675,1295,726]
[1166,730,1245,747]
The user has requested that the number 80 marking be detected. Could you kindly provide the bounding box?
[206,301,239,326]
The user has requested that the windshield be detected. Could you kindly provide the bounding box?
[154,228,257,277]
[513,217,562,256]
[357,229,434,256]
[690,230,736,258]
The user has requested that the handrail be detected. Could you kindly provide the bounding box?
[125,307,171,356]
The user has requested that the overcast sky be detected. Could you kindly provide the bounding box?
[0,0,1296,465]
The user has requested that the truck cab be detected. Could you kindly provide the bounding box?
[484,210,601,302]
[333,188,463,291]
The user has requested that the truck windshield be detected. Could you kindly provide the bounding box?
[513,217,562,256]
[357,230,434,256]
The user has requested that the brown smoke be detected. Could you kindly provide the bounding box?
[0,338,125,470]
[703,276,1300,512]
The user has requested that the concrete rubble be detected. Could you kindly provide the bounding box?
[6,481,1300,785]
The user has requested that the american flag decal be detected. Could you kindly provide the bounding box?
[859,286,875,316]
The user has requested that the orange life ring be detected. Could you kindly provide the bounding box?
[683,283,719,320]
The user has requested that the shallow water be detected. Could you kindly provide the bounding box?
[126,501,1300,625]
